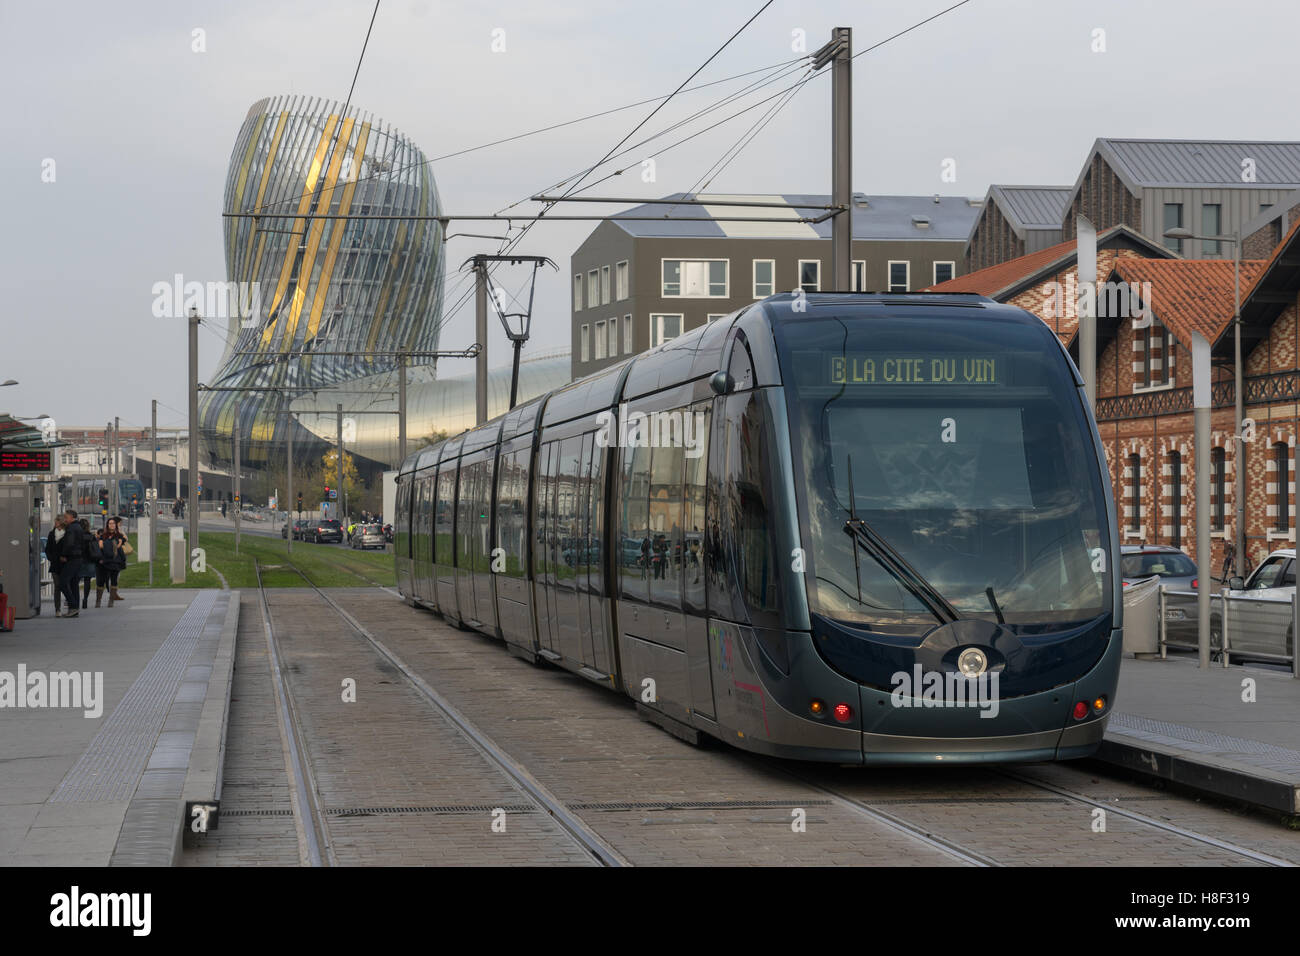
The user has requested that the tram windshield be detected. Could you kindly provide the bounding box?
[780,311,1112,631]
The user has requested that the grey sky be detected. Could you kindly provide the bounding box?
[4,0,1297,435]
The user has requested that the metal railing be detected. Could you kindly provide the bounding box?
[1158,585,1299,676]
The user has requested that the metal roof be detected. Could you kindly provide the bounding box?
[1093,138,1300,190]
[608,193,979,241]
[0,414,65,448]
[987,185,1071,231]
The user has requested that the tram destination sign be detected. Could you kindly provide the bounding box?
[0,449,53,473]
[830,354,999,386]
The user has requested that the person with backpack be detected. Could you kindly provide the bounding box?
[57,509,86,618]
[98,516,129,607]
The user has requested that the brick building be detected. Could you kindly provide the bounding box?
[933,219,1300,576]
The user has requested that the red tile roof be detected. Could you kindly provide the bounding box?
[1108,258,1268,344]
[926,224,1170,297]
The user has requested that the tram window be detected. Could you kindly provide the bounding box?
[620,441,652,603]
[711,392,783,628]
[727,337,755,392]
[534,443,552,580]
[557,437,583,589]
[683,404,711,612]
[648,441,684,609]
[496,451,526,577]
[435,467,455,566]
[587,434,606,596]
[456,462,476,568]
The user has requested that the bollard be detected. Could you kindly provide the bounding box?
[1293,591,1299,680]
[169,526,186,585]
[1158,585,1167,658]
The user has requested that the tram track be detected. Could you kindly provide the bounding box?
[262,556,629,868]
[252,559,336,866]
[994,768,1296,867]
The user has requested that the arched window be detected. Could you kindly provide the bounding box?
[1275,442,1290,533]
[1128,454,1141,533]
[1169,451,1182,547]
[1211,447,1226,532]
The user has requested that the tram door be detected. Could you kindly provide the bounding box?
[550,436,585,665]
[532,442,557,656]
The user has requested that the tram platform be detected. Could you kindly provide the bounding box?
[0,589,238,865]
[1101,654,1300,815]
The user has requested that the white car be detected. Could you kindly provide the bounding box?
[1214,549,1296,663]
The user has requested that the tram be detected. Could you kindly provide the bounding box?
[395,293,1122,764]
[74,476,146,517]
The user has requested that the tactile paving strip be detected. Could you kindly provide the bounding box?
[1110,712,1300,771]
[50,591,219,803]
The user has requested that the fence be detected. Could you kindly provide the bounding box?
[1158,586,1298,676]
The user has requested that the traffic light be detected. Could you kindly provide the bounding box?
[297,491,303,514]
[97,488,108,512]
[131,494,138,514]
[324,484,331,500]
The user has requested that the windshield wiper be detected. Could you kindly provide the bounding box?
[843,456,960,626]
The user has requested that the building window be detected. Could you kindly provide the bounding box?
[649,313,682,348]
[623,314,633,354]
[1128,454,1141,533]
[1141,323,1172,388]
[852,260,866,292]
[707,313,727,323]
[580,324,590,363]
[601,265,611,305]
[594,320,606,360]
[1169,451,1182,548]
[753,259,774,298]
[1201,204,1221,255]
[888,261,910,292]
[608,319,618,358]
[573,274,583,311]
[587,270,598,307]
[616,260,629,300]
[1275,442,1290,533]
[1211,447,1226,532]
[933,261,955,285]
[1162,203,1183,253]
[798,260,820,293]
[662,259,728,297]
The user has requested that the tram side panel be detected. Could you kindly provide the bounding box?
[494,435,537,656]
[434,462,459,622]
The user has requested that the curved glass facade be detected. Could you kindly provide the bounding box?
[201,94,445,466]
[289,350,573,466]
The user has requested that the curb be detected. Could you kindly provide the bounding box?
[1094,733,1300,815]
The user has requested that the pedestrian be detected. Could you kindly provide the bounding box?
[221,499,227,519]
[98,516,129,607]
[57,509,86,618]
[44,515,66,615]
[77,519,99,609]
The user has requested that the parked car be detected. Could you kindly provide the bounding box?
[311,519,344,544]
[1120,544,1199,591]
[1212,549,1297,663]
[350,523,386,550]
[282,519,312,540]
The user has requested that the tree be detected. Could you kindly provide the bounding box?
[321,449,363,514]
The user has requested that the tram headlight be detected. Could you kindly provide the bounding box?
[957,647,988,678]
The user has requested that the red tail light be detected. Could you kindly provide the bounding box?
[1191,578,1198,589]
[1072,701,1088,720]
[833,703,852,723]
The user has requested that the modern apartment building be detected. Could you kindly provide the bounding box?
[569,192,980,379]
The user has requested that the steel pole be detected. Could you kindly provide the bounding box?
[1233,233,1245,574]
[830,26,852,292]
[336,403,344,522]
[475,257,487,425]
[112,416,120,516]
[234,403,241,556]
[150,399,156,587]
[1077,217,1098,409]
[287,418,293,555]
[1193,332,1212,668]
[398,350,407,465]
[188,308,199,550]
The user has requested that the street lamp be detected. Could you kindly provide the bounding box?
[0,380,18,387]
[1164,225,1244,577]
